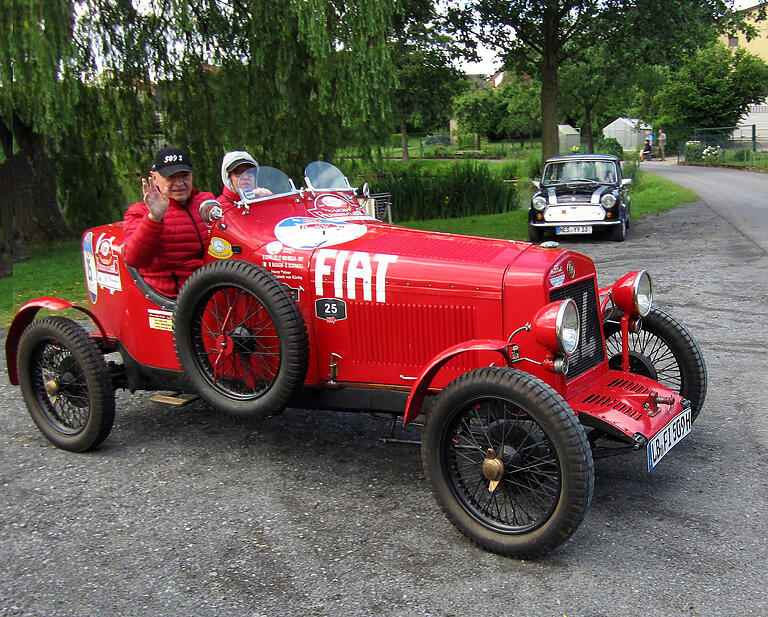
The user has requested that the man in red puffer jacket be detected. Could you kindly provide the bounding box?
[123,146,216,297]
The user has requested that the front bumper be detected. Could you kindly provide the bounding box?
[530,220,622,228]
[567,370,689,443]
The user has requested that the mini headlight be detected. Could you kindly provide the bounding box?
[532,195,547,211]
[611,270,653,317]
[601,193,616,208]
[531,298,581,357]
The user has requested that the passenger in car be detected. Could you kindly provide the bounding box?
[216,151,271,208]
[123,146,215,297]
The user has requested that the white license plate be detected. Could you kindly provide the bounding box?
[556,225,592,234]
[648,407,692,471]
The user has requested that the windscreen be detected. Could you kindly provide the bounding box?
[543,161,617,184]
[304,161,348,189]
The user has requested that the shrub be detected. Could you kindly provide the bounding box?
[684,140,704,162]
[702,145,722,163]
[596,137,624,159]
[370,161,519,221]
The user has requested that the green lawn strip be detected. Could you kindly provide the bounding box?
[1,240,87,327]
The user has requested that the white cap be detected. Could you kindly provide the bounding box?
[220,151,257,192]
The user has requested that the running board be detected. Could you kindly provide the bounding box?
[150,393,199,406]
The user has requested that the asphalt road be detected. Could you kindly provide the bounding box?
[2,164,768,617]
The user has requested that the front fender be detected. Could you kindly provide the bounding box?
[5,298,106,385]
[403,339,513,424]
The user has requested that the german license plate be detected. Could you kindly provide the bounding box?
[648,407,692,471]
[556,225,592,234]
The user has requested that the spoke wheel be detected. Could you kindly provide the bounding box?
[17,317,115,451]
[422,367,594,558]
[604,306,707,420]
[174,260,308,418]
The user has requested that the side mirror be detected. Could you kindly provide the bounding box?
[200,199,223,225]
[532,180,541,189]
[621,178,632,186]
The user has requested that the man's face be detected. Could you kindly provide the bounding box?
[229,163,255,192]
[151,170,193,203]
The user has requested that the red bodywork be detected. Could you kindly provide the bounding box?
[6,188,687,444]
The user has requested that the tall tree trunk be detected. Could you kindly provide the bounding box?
[540,4,559,164]
[584,105,594,153]
[400,117,410,161]
[540,48,559,163]
[10,112,72,247]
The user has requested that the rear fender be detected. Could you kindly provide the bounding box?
[403,339,513,424]
[5,298,107,385]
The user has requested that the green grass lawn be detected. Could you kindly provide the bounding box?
[0,170,698,328]
[1,241,88,327]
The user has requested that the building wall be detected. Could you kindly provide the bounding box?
[721,4,768,60]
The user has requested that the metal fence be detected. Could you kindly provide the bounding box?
[678,124,768,164]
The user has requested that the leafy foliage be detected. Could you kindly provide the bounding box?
[650,43,768,130]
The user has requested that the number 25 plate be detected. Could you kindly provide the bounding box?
[556,225,592,234]
[648,407,692,471]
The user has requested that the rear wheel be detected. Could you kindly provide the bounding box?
[604,307,707,420]
[174,260,308,419]
[421,367,594,558]
[17,317,115,452]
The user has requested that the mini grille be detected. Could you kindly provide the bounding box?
[582,393,643,420]
[550,278,605,378]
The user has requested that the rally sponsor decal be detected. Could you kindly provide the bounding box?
[148,308,174,331]
[274,217,367,250]
[82,232,98,303]
[308,193,375,221]
[314,249,398,303]
[95,233,122,293]
[208,237,233,259]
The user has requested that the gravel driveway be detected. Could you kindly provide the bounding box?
[2,165,767,617]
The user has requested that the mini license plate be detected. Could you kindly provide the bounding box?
[648,407,692,471]
[556,225,592,234]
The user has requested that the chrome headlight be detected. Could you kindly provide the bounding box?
[531,298,581,357]
[601,193,617,208]
[611,270,653,317]
[532,195,547,211]
[634,270,653,317]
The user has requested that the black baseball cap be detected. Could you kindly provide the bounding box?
[151,146,194,177]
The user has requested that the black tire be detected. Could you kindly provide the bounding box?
[174,260,308,418]
[610,217,626,242]
[604,306,707,421]
[421,367,594,558]
[17,316,115,452]
[528,224,546,243]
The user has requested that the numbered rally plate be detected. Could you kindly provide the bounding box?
[315,298,347,322]
[556,225,592,234]
[648,407,692,471]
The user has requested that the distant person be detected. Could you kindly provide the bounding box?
[640,138,653,162]
[645,130,654,145]
[658,129,667,161]
[123,146,215,297]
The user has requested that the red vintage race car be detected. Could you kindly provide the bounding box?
[5,161,706,558]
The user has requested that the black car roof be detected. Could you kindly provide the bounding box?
[545,154,620,163]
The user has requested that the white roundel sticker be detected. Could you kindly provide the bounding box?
[274,217,367,249]
[266,241,283,255]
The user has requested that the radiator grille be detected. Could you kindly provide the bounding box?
[550,278,605,378]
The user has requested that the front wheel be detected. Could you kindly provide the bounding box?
[17,317,115,452]
[604,306,707,420]
[528,224,545,243]
[421,367,594,558]
[610,217,626,242]
[174,260,309,419]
